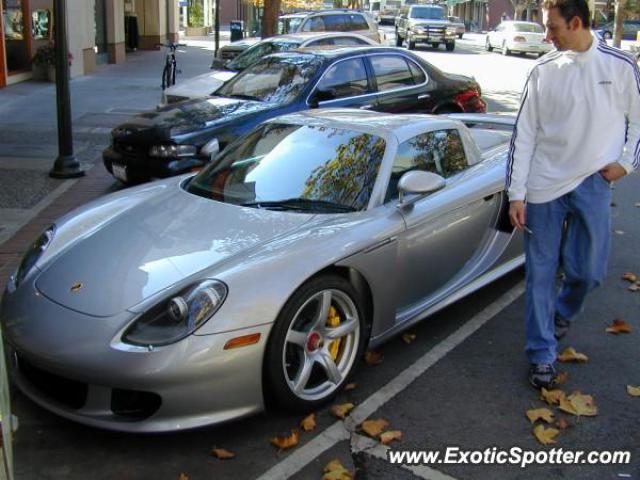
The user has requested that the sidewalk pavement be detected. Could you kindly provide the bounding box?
[0,37,230,291]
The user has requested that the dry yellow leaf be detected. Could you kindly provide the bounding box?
[211,447,235,459]
[555,371,569,385]
[361,419,390,438]
[344,383,357,391]
[533,424,559,445]
[270,429,300,450]
[558,392,598,416]
[556,418,570,430]
[540,388,566,405]
[622,272,638,283]
[526,408,554,424]
[402,333,417,344]
[626,385,640,397]
[178,474,189,480]
[606,319,632,334]
[364,350,383,365]
[380,430,403,445]
[558,347,589,363]
[322,459,353,480]
[300,413,316,432]
[330,403,355,419]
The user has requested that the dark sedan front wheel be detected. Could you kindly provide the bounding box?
[264,275,366,411]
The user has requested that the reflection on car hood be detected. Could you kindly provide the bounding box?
[124,96,273,137]
[35,185,314,317]
[163,70,237,100]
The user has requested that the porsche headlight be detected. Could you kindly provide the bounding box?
[149,144,197,158]
[12,225,55,289]
[122,280,227,346]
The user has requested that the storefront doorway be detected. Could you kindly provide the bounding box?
[95,0,108,65]
[2,0,32,82]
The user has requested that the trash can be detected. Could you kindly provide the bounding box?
[230,20,244,42]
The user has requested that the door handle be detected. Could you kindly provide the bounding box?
[483,194,495,201]
[359,104,374,110]
[418,94,430,100]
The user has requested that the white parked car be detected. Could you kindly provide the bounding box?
[485,21,553,57]
[160,32,377,107]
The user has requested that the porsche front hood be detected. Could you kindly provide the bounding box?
[35,186,313,317]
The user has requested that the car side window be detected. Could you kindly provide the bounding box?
[323,15,347,32]
[370,55,415,91]
[385,129,467,202]
[307,38,335,46]
[303,17,325,32]
[407,60,426,84]
[349,14,369,30]
[313,58,370,102]
[333,37,370,46]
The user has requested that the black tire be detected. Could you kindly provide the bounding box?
[396,33,403,47]
[162,64,173,89]
[408,39,416,50]
[264,275,367,411]
[458,33,463,39]
[445,41,455,52]
[485,36,493,51]
[502,42,510,56]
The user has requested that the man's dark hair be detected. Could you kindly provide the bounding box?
[541,0,591,29]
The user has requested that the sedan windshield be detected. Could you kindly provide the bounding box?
[227,40,302,71]
[217,55,322,104]
[410,7,444,20]
[188,122,386,212]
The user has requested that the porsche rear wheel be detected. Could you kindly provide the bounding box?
[264,275,366,411]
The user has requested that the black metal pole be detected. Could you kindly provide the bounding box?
[214,0,220,56]
[50,0,84,179]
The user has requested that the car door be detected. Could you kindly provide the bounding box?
[307,56,379,110]
[388,129,501,312]
[368,54,435,113]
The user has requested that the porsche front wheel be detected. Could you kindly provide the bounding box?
[264,275,366,411]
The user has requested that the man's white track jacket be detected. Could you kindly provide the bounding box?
[506,34,640,203]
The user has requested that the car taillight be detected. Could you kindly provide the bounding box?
[513,36,526,42]
[455,90,480,104]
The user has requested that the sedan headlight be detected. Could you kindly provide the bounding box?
[447,27,457,35]
[149,144,198,158]
[122,280,227,347]
[12,225,55,289]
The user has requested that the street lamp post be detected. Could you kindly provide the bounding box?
[49,0,84,179]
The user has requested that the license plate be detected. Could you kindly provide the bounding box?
[112,163,128,182]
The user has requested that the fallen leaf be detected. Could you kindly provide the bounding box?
[526,408,554,424]
[380,430,403,445]
[558,347,589,363]
[533,424,559,445]
[211,447,235,459]
[626,385,640,397]
[300,413,316,432]
[540,388,566,405]
[178,474,189,480]
[556,418,570,430]
[270,430,300,450]
[401,333,416,344]
[555,371,569,385]
[361,419,390,438]
[558,392,598,416]
[606,319,632,334]
[628,284,640,292]
[330,403,355,419]
[344,383,357,391]
[322,459,353,480]
[364,350,383,365]
[614,229,624,235]
[622,272,638,283]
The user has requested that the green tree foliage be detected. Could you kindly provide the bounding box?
[188,0,204,27]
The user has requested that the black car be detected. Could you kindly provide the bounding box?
[103,46,487,184]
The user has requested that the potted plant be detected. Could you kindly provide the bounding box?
[186,1,208,36]
[31,43,73,82]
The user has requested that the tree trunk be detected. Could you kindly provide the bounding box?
[612,0,626,48]
[261,0,281,38]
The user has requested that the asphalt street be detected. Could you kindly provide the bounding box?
[1,32,639,480]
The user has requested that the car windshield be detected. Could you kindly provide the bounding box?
[409,7,444,19]
[187,122,386,212]
[227,40,303,71]
[217,54,322,104]
[278,16,304,34]
[510,22,544,33]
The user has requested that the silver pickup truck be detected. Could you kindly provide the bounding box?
[395,4,456,51]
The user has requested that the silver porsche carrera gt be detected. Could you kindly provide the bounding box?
[1,109,522,432]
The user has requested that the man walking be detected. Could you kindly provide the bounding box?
[506,0,640,388]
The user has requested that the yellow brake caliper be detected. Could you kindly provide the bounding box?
[327,306,342,361]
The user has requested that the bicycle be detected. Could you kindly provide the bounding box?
[158,42,186,90]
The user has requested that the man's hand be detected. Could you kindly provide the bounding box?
[509,200,526,231]
[600,162,627,182]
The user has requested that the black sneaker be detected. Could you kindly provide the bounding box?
[528,363,557,389]
[554,315,570,340]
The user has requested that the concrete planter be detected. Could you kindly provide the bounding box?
[185,26,209,36]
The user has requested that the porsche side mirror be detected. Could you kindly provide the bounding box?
[397,170,445,208]
[210,58,228,70]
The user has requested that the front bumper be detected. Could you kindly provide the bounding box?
[408,31,456,43]
[103,146,205,183]
[1,280,269,432]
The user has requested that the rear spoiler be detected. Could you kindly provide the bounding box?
[444,113,517,129]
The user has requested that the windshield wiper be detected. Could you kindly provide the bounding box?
[241,198,357,213]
